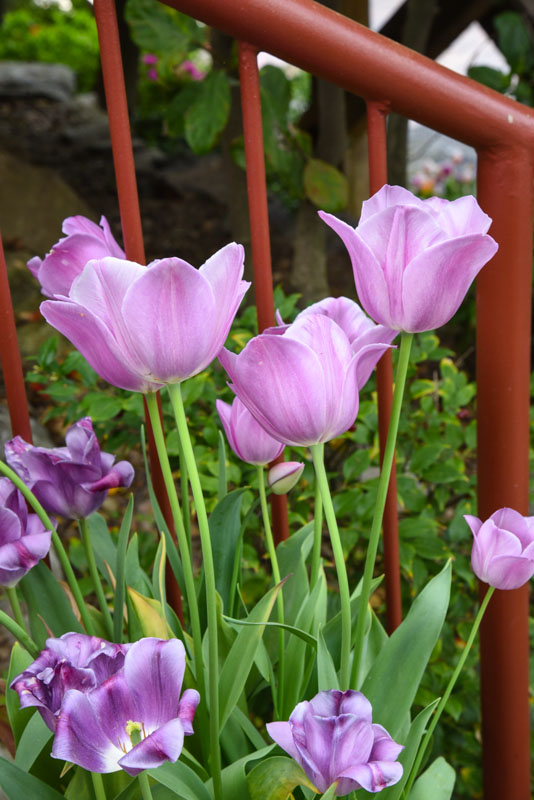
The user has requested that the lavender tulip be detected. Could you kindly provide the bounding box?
[11,633,130,731]
[219,314,391,447]
[216,396,284,465]
[280,296,398,387]
[5,417,134,520]
[51,638,200,775]
[267,690,403,795]
[0,478,52,587]
[267,461,304,495]
[28,215,125,299]
[465,508,534,590]
[319,185,498,333]
[40,245,249,393]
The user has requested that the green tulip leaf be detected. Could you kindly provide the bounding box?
[303,158,348,212]
[247,756,317,800]
[409,757,456,800]
[6,643,34,746]
[0,756,64,800]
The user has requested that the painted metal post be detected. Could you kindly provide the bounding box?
[476,146,533,800]
[366,101,402,633]
[93,0,183,619]
[238,41,289,544]
[0,233,32,442]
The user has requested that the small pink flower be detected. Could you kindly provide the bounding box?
[142,54,158,65]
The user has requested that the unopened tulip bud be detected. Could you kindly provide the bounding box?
[267,462,304,495]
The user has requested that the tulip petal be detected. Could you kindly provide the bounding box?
[427,195,492,237]
[124,639,186,727]
[484,555,534,590]
[369,724,404,761]
[472,519,522,580]
[464,514,483,537]
[319,211,394,327]
[360,185,425,222]
[118,717,185,776]
[122,257,220,382]
[266,721,302,763]
[0,531,52,586]
[177,688,201,735]
[41,299,161,392]
[490,507,533,549]
[38,236,120,299]
[338,760,403,793]
[53,687,125,773]
[401,233,498,332]
[338,691,373,721]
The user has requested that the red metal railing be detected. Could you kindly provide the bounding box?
[0,0,531,797]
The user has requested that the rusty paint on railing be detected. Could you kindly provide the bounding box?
[238,41,289,544]
[93,0,183,622]
[366,101,401,635]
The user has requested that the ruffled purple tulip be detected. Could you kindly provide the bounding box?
[0,478,52,586]
[319,185,498,333]
[267,461,304,495]
[11,633,130,731]
[27,215,125,299]
[278,296,397,388]
[267,690,403,796]
[40,244,249,393]
[216,397,285,466]
[465,508,534,590]
[5,417,134,520]
[51,638,200,775]
[218,314,391,447]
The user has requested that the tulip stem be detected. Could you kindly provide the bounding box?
[78,518,114,639]
[311,454,324,590]
[402,585,495,799]
[137,772,154,800]
[91,772,107,800]
[168,384,222,800]
[7,586,26,633]
[350,333,413,689]
[177,438,192,554]
[310,444,351,689]
[257,465,285,718]
[145,393,209,763]
[0,460,95,635]
[0,607,40,658]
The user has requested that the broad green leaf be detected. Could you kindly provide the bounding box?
[128,588,174,639]
[409,757,456,800]
[217,431,227,502]
[125,533,152,595]
[303,158,348,212]
[359,609,387,684]
[219,581,284,728]
[361,562,451,738]
[14,709,52,770]
[0,756,64,800]
[6,643,34,746]
[207,745,274,800]
[81,392,123,422]
[260,65,291,120]
[317,626,339,691]
[321,783,338,800]
[247,756,317,800]
[148,760,211,800]
[19,560,83,646]
[467,65,510,93]
[125,0,194,54]
[223,617,317,649]
[87,511,117,580]
[276,522,313,625]
[495,11,531,73]
[209,489,246,611]
[321,575,382,671]
[185,70,230,155]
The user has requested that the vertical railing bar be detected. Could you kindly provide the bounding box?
[93,0,183,620]
[237,41,289,544]
[0,232,33,443]
[476,145,533,800]
[366,101,402,633]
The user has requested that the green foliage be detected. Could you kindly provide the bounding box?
[125,0,205,55]
[468,11,534,107]
[0,3,100,93]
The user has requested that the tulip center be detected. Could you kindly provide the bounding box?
[125,720,146,748]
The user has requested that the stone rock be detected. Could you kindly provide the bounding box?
[0,147,94,255]
[0,61,76,103]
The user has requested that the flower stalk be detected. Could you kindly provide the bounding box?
[257,465,285,717]
[91,772,107,800]
[138,772,154,800]
[310,444,351,688]
[351,332,413,689]
[0,607,39,658]
[144,392,208,758]
[168,383,222,800]
[310,448,324,589]
[403,585,495,797]
[7,586,26,634]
